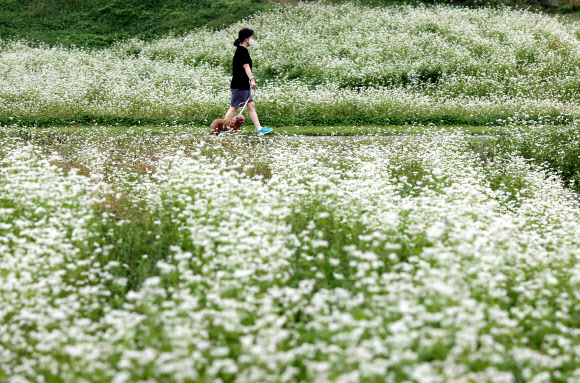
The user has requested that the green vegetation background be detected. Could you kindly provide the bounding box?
[0,0,276,48]
[1,0,580,48]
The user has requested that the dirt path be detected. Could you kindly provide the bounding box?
[273,134,495,140]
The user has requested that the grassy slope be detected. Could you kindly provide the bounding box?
[1,0,579,48]
[0,0,276,48]
[2,0,580,127]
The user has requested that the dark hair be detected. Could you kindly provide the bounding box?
[234,28,254,47]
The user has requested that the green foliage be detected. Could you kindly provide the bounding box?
[0,0,275,48]
[0,113,574,129]
[285,197,433,292]
[469,124,580,193]
[2,0,580,49]
[89,195,191,295]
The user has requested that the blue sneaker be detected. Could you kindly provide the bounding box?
[257,127,273,136]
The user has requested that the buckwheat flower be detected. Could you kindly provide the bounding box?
[63,344,85,358]
[111,372,131,383]
[4,117,580,381]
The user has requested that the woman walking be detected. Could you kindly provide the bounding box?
[224,28,272,136]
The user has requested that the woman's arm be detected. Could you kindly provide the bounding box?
[243,64,257,90]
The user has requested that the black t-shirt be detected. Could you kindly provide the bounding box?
[231,46,252,90]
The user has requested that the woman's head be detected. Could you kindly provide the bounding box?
[234,28,254,47]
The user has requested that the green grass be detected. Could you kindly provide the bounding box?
[264,124,506,136]
[2,0,580,49]
[0,0,275,48]
[0,114,573,131]
[0,123,509,139]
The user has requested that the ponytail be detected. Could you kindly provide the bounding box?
[234,28,254,46]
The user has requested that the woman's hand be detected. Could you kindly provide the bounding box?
[244,65,257,89]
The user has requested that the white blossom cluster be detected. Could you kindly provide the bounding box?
[1,3,580,120]
[142,3,580,92]
[2,127,580,382]
[490,121,580,183]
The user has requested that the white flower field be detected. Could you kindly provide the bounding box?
[2,2,580,383]
[1,3,580,122]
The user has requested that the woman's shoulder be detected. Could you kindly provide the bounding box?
[234,45,250,59]
[234,45,245,55]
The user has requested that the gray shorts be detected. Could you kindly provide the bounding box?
[231,88,253,108]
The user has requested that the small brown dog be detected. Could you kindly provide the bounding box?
[209,115,245,135]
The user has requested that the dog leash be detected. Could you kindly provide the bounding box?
[238,80,254,116]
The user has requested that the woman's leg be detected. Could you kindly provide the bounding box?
[247,102,261,130]
[224,107,238,120]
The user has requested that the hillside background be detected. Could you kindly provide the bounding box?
[1,0,579,48]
